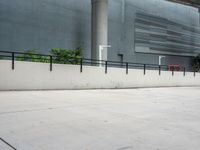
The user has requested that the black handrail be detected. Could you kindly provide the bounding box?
[0,50,196,76]
[0,50,51,57]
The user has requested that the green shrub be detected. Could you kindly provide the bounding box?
[192,54,200,72]
[16,47,82,64]
[16,50,49,63]
[51,47,82,64]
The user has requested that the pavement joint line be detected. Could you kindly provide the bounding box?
[0,104,95,116]
[0,138,17,150]
[0,107,58,115]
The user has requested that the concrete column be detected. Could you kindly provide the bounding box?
[199,9,200,26]
[91,0,108,60]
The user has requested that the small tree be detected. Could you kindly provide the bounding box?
[192,54,200,72]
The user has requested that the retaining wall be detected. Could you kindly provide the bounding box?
[0,60,200,90]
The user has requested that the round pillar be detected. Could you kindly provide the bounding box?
[91,0,108,60]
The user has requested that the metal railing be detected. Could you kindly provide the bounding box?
[0,50,197,77]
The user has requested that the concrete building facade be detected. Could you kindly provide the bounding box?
[0,0,200,66]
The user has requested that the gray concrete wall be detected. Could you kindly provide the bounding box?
[0,60,200,90]
[108,0,199,66]
[0,0,91,57]
[0,0,199,66]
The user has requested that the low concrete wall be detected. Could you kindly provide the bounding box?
[0,60,200,90]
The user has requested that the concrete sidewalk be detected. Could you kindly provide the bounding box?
[0,87,200,150]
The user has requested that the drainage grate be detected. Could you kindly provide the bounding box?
[0,138,17,150]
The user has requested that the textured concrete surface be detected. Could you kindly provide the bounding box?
[0,0,198,64]
[1,60,200,91]
[0,87,200,150]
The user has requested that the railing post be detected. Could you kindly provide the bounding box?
[50,56,52,71]
[143,64,146,75]
[12,52,14,70]
[159,65,161,76]
[105,61,108,74]
[126,62,128,74]
[183,67,186,76]
[172,66,174,76]
[80,58,83,73]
